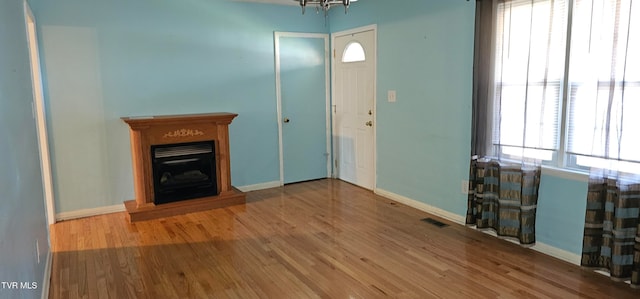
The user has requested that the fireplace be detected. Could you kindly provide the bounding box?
[152,141,217,204]
[121,113,245,222]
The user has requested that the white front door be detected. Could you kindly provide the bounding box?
[332,26,376,190]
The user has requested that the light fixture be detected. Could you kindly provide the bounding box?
[296,0,357,16]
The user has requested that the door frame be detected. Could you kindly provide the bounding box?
[330,24,378,190]
[24,0,56,225]
[274,32,331,185]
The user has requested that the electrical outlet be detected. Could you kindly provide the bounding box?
[461,180,469,194]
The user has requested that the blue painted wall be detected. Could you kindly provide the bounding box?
[330,0,589,256]
[28,0,589,257]
[331,0,476,217]
[0,0,50,298]
[536,174,588,254]
[29,0,329,212]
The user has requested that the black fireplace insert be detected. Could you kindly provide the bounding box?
[151,141,218,204]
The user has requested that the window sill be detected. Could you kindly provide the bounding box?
[541,166,589,182]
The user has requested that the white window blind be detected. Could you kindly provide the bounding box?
[489,0,640,173]
[493,0,567,161]
[566,0,640,172]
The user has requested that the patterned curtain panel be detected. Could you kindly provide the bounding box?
[466,158,541,245]
[581,172,640,288]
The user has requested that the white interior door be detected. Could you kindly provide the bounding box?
[25,1,56,225]
[332,26,376,190]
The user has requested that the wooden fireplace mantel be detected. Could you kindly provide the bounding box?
[121,112,245,222]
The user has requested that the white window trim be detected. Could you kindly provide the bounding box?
[541,165,589,182]
[492,0,640,178]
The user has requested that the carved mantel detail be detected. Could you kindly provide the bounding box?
[163,129,205,138]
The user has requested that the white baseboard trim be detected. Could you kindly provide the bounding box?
[236,181,282,192]
[531,242,581,265]
[375,188,466,225]
[56,204,126,221]
[374,188,582,266]
[41,250,52,299]
[54,181,283,222]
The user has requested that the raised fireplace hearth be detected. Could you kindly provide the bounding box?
[121,113,245,222]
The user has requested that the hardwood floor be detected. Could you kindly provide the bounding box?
[49,179,640,298]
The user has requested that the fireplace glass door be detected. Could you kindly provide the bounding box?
[151,141,217,204]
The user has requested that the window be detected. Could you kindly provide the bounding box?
[493,0,567,162]
[342,42,365,62]
[492,0,640,173]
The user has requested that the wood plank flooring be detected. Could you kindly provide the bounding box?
[49,179,640,298]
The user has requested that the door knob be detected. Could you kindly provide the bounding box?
[365,121,373,127]
[284,118,290,123]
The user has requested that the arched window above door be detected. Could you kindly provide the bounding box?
[342,42,366,63]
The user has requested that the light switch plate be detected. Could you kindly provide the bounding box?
[388,90,396,102]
